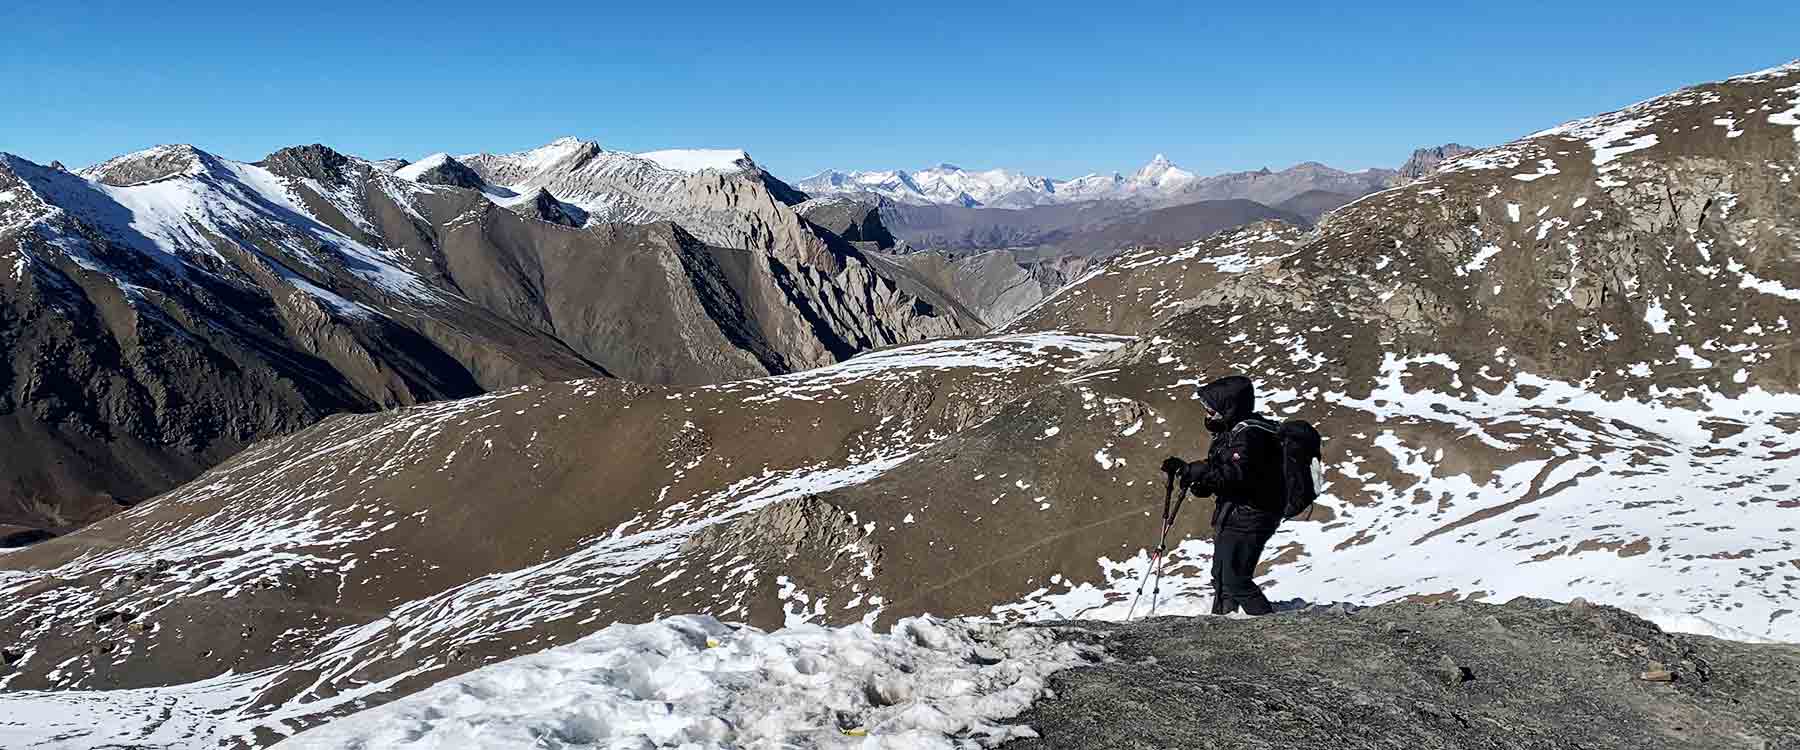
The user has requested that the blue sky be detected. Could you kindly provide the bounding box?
[3,1,1795,180]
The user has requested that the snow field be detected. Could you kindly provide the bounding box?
[275,615,1095,750]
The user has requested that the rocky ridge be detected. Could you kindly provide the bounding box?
[1391,142,1479,185]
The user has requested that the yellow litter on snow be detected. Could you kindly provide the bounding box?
[705,638,721,648]
[842,728,868,737]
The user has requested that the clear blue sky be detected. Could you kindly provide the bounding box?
[3,1,1795,180]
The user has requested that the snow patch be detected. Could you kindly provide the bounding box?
[636,149,751,174]
[275,615,1094,750]
[393,153,452,182]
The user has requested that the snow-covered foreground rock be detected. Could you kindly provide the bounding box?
[272,615,1094,750]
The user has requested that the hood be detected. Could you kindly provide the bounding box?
[1196,375,1255,427]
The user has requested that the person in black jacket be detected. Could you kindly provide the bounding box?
[1160,375,1284,616]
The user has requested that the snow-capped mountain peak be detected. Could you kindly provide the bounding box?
[636,148,753,174]
[391,152,452,181]
[796,154,1214,208]
[1127,153,1197,189]
[78,144,225,187]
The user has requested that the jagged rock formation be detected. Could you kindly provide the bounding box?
[391,153,486,190]
[1391,142,1477,185]
[1010,598,1800,749]
[794,196,897,251]
[0,137,980,542]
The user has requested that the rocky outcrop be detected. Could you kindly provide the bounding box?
[1391,142,1477,185]
[1010,598,1800,749]
[795,197,898,251]
[260,144,358,185]
[78,144,212,186]
[400,154,487,190]
[521,188,586,227]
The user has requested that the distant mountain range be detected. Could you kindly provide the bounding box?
[795,154,1401,209]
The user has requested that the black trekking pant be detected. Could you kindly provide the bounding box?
[1211,509,1276,616]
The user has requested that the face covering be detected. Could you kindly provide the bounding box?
[1204,407,1231,433]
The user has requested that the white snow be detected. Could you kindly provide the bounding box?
[1644,297,1674,333]
[275,615,1094,750]
[1586,118,1660,166]
[1768,83,1800,141]
[1622,606,1778,643]
[1456,244,1503,276]
[1511,159,1562,181]
[705,332,1131,406]
[1737,270,1800,301]
[393,152,452,182]
[636,149,751,174]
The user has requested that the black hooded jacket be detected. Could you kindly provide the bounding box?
[1184,376,1285,530]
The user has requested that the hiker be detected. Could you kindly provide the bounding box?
[1161,375,1287,616]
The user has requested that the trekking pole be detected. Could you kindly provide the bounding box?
[1126,470,1178,620]
[1147,483,1188,618]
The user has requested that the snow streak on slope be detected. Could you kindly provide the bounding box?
[273,615,1093,750]
[694,332,1134,406]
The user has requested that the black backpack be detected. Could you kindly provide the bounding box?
[1240,417,1325,520]
[1275,419,1324,519]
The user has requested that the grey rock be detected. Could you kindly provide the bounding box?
[1006,599,1800,749]
[405,154,487,190]
[1391,143,1477,185]
[795,197,897,251]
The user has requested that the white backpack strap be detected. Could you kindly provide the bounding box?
[1236,418,1279,435]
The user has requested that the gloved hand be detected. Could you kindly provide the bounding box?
[1160,456,1187,477]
